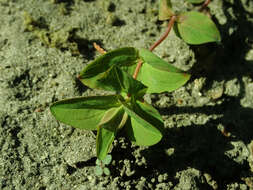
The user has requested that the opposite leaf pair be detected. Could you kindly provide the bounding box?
[50,94,163,160]
[50,48,190,160]
[78,47,190,94]
[95,155,112,176]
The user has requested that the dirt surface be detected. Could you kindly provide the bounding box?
[0,0,253,189]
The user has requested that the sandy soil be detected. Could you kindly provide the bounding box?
[0,0,253,189]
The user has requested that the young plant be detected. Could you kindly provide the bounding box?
[159,0,221,45]
[50,0,221,169]
[95,154,112,176]
[50,47,190,161]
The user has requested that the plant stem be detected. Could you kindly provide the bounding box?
[149,16,176,52]
[133,15,176,79]
[199,0,211,11]
[133,59,143,79]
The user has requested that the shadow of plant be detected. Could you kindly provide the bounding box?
[109,96,252,188]
[189,0,253,79]
[143,97,253,188]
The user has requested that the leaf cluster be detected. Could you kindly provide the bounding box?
[159,0,221,44]
[50,0,221,169]
[95,155,112,176]
[50,47,190,160]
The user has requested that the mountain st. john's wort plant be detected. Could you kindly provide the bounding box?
[50,0,221,174]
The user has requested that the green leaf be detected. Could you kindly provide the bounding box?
[103,167,111,175]
[102,154,112,165]
[186,0,205,4]
[97,66,147,98]
[137,48,190,93]
[50,95,120,130]
[159,0,174,21]
[80,47,139,77]
[118,112,128,130]
[79,47,138,89]
[96,159,101,165]
[96,106,125,160]
[95,166,103,176]
[175,11,221,44]
[79,47,147,97]
[120,99,163,146]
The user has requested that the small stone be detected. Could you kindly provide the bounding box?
[158,174,164,183]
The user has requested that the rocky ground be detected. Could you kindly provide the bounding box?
[0,0,253,189]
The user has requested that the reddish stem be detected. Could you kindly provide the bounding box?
[199,0,211,11]
[133,59,143,79]
[133,15,176,80]
[149,15,177,52]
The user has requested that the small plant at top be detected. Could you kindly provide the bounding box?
[50,0,220,172]
[95,154,112,176]
[158,0,220,45]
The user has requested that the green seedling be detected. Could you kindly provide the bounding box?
[50,0,221,173]
[50,47,190,161]
[159,0,220,45]
[95,155,112,176]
